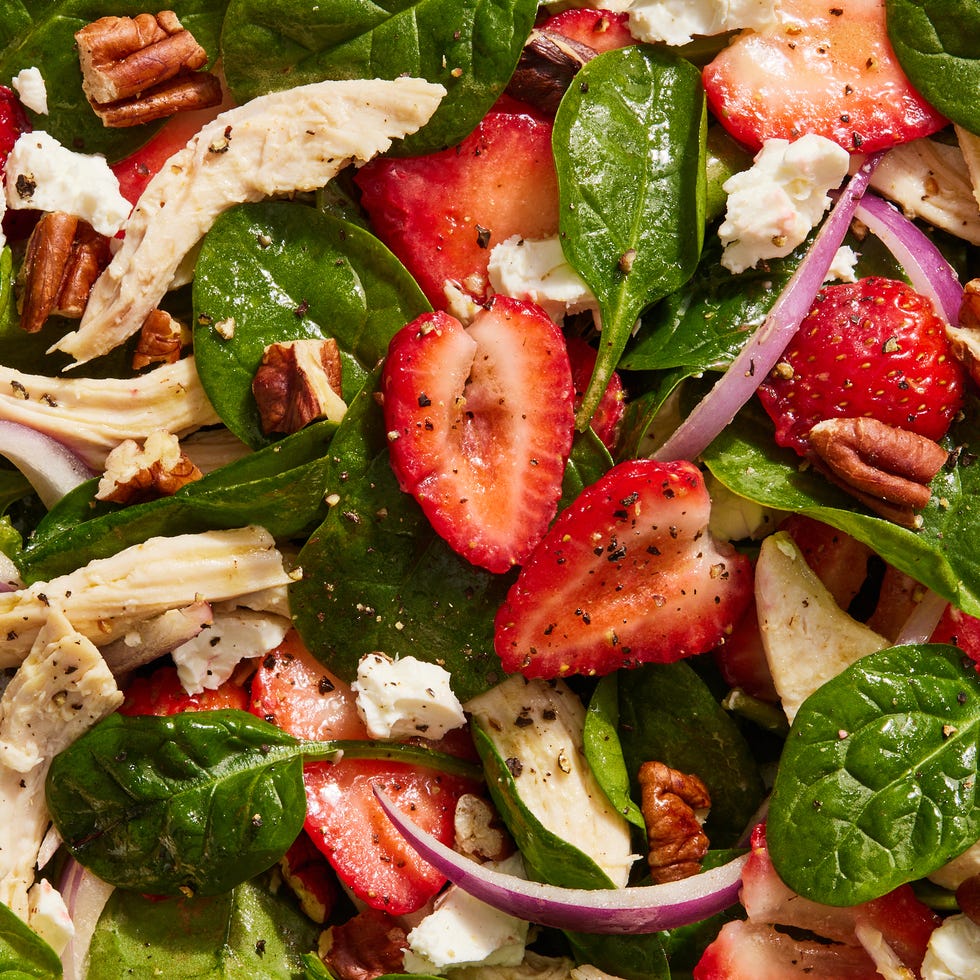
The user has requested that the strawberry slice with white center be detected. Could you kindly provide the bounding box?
[494,458,754,678]
[382,294,575,573]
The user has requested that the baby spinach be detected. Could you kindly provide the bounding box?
[47,708,477,897]
[219,0,537,155]
[18,420,336,582]
[0,0,228,161]
[767,643,980,906]
[554,45,705,428]
[193,201,429,448]
[0,902,61,979]
[87,875,318,979]
[703,397,980,618]
[886,0,980,135]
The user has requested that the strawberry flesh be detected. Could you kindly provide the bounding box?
[119,664,248,715]
[567,335,626,453]
[383,295,575,573]
[702,0,947,153]
[494,458,754,678]
[757,277,966,456]
[356,109,559,309]
[539,8,637,53]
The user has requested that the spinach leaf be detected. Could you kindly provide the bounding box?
[193,201,429,447]
[19,421,336,582]
[0,1,228,161]
[565,931,669,980]
[0,902,61,979]
[767,643,980,905]
[87,875,318,980]
[886,0,980,135]
[584,675,645,831]
[219,0,537,155]
[702,397,980,618]
[618,661,764,847]
[554,45,705,427]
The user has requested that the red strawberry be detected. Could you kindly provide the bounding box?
[382,295,575,573]
[0,85,29,175]
[355,109,559,309]
[119,664,248,716]
[702,0,947,153]
[567,335,626,453]
[757,277,965,456]
[494,458,754,678]
[251,632,478,915]
[539,7,636,53]
[931,605,980,673]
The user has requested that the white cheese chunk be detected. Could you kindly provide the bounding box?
[352,652,466,741]
[718,134,850,274]
[27,879,73,956]
[487,235,599,325]
[11,67,47,115]
[825,244,859,283]
[5,131,130,237]
[922,915,980,980]
[628,0,778,47]
[403,854,529,974]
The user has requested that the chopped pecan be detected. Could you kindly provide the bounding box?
[252,338,346,435]
[132,309,191,370]
[322,907,407,980]
[638,761,711,884]
[96,429,202,504]
[75,11,222,128]
[19,212,111,333]
[947,278,980,387]
[505,29,598,114]
[807,417,949,527]
[454,792,514,863]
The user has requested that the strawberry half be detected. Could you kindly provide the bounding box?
[702,0,947,153]
[355,108,559,309]
[494,458,754,678]
[539,8,637,53]
[383,295,575,573]
[757,277,966,456]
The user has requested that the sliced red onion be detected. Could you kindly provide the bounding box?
[654,151,886,463]
[895,588,949,646]
[853,191,963,324]
[0,420,94,507]
[60,856,114,980]
[375,787,747,934]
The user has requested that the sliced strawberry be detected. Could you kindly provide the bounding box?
[712,599,779,703]
[702,0,947,153]
[279,832,340,924]
[539,7,636,53]
[567,335,626,453]
[494,458,754,678]
[119,663,248,716]
[0,85,29,175]
[382,295,575,573]
[757,277,965,456]
[355,109,559,309]
[931,605,980,673]
[251,632,478,915]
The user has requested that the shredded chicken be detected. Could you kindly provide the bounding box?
[53,76,446,366]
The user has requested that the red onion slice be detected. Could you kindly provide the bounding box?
[0,420,94,507]
[375,787,747,934]
[60,856,114,980]
[853,191,963,324]
[894,588,949,646]
[654,152,885,463]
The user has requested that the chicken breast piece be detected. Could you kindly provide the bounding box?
[51,77,446,367]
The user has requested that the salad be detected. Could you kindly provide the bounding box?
[1,0,980,977]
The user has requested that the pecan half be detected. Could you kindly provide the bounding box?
[96,429,202,504]
[20,212,111,333]
[807,417,949,527]
[75,12,222,127]
[132,309,191,370]
[638,761,711,884]
[252,338,346,435]
[505,29,598,114]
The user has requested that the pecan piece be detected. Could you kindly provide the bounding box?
[947,277,980,388]
[638,761,711,884]
[75,11,222,128]
[252,338,346,435]
[96,429,202,504]
[505,29,598,114]
[20,212,111,333]
[807,417,949,527]
[132,309,191,370]
[321,907,407,980]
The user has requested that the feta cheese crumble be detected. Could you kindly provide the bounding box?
[718,134,850,274]
[352,652,466,740]
[11,67,47,115]
[627,0,779,47]
[922,914,980,980]
[5,131,131,237]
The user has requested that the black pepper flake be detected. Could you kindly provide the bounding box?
[294,299,310,317]
[15,173,36,199]
[475,225,491,249]
[418,392,432,407]
[318,675,335,694]
[505,756,523,777]
[255,939,266,956]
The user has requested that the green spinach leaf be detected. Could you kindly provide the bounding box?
[886,0,980,135]
[0,902,61,979]
[554,45,705,427]
[193,201,429,447]
[219,0,537,154]
[767,643,980,905]
[87,876,318,979]
[0,1,228,161]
